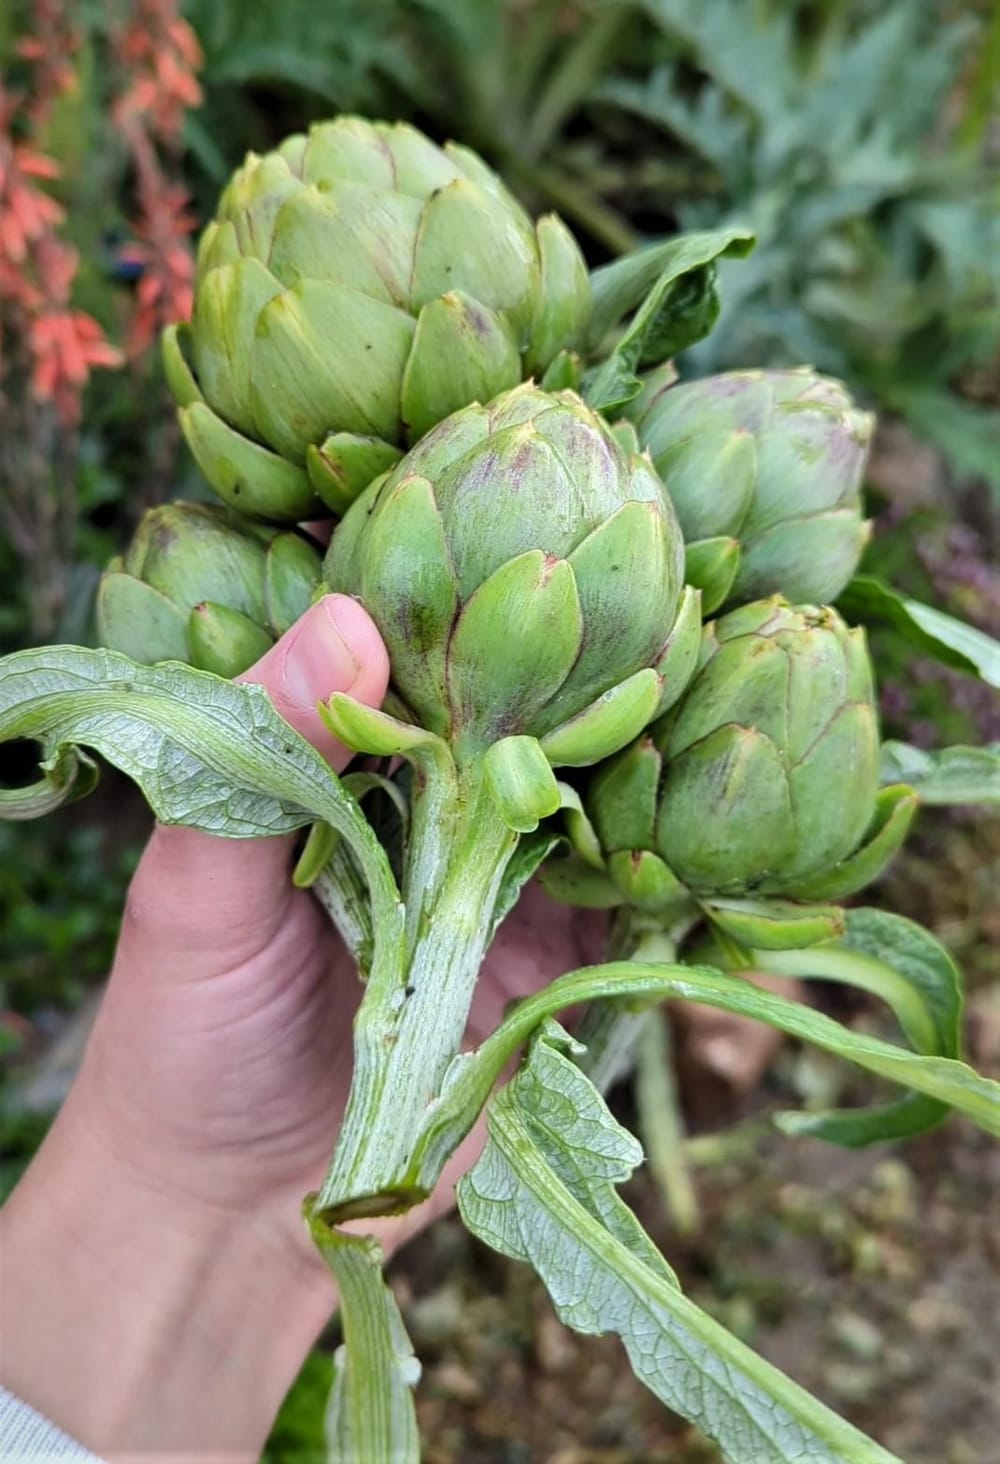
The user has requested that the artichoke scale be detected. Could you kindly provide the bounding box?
[401,292,521,441]
[251,279,416,457]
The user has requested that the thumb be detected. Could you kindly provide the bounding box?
[238,593,389,770]
[120,595,389,959]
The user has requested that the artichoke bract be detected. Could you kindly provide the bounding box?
[629,367,874,612]
[97,502,321,678]
[324,383,694,775]
[565,597,917,943]
[163,117,592,522]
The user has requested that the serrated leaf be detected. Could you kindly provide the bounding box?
[839,575,1000,686]
[879,741,1000,804]
[459,1022,901,1464]
[596,70,750,188]
[641,0,796,130]
[0,646,401,934]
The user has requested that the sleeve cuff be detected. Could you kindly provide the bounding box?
[0,1386,105,1462]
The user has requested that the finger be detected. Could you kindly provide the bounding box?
[239,593,389,771]
[121,595,388,959]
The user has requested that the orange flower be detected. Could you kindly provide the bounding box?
[113,2,202,143]
[0,141,64,262]
[120,181,196,355]
[29,309,122,421]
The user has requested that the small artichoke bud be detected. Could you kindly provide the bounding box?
[324,384,686,766]
[629,367,874,610]
[656,598,882,893]
[97,502,322,677]
[573,597,917,924]
[164,117,592,522]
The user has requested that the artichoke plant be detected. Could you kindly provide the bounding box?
[2,95,996,1464]
[97,502,321,679]
[628,366,874,612]
[162,116,591,523]
[559,597,917,948]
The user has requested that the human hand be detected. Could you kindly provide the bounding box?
[0,593,601,1462]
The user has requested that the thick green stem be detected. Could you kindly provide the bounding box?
[314,762,516,1220]
[636,1005,700,1236]
[576,914,694,1092]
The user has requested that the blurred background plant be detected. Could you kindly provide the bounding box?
[0,0,199,649]
[0,1,996,1456]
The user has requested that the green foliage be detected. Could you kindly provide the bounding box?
[262,1349,330,1463]
[597,0,1000,495]
[0,1109,51,1205]
[0,817,139,1012]
[857,504,1000,746]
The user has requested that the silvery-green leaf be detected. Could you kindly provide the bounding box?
[753,908,962,1146]
[0,743,98,820]
[459,1023,900,1464]
[0,645,400,934]
[839,574,1000,686]
[405,957,1000,1206]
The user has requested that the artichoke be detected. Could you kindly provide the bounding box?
[317,383,699,1209]
[629,367,874,612]
[562,597,916,944]
[163,117,591,523]
[324,383,697,776]
[97,502,321,678]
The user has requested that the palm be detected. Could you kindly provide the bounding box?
[79,830,600,1247]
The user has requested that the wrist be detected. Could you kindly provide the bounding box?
[0,1089,336,1461]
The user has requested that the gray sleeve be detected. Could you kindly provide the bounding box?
[0,1386,105,1462]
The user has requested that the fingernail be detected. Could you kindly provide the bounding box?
[279,596,363,708]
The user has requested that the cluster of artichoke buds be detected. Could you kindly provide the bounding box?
[99,111,915,938]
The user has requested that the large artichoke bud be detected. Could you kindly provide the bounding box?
[324,383,698,791]
[97,502,321,678]
[163,117,591,524]
[628,367,874,613]
[558,598,916,949]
